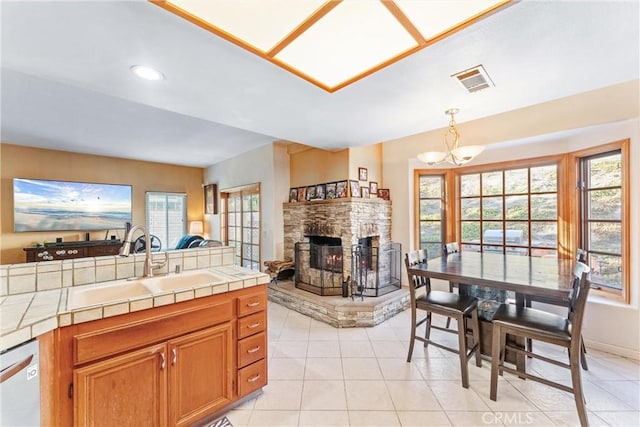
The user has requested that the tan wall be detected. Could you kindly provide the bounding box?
[348,144,383,190]
[289,147,349,187]
[0,144,204,264]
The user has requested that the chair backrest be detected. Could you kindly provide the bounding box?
[567,261,591,344]
[404,251,430,293]
[576,248,587,264]
[443,242,459,255]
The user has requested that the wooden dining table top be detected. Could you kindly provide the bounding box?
[407,251,575,301]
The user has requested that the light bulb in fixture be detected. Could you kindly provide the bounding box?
[130,65,164,81]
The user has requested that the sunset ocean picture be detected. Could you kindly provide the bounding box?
[13,178,132,232]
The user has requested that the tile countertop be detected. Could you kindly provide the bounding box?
[0,265,269,352]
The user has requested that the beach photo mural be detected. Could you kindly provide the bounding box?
[13,178,132,232]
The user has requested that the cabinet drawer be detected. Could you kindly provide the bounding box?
[237,292,266,317]
[237,359,267,397]
[237,311,266,339]
[237,332,266,368]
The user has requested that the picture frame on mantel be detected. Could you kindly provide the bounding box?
[349,180,360,197]
[378,188,390,201]
[204,184,217,214]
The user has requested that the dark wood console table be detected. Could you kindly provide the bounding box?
[24,240,123,262]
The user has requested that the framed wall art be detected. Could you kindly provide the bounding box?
[358,167,368,181]
[289,188,298,202]
[361,187,370,198]
[378,188,390,200]
[298,186,307,202]
[370,181,378,194]
[326,182,337,199]
[204,183,217,214]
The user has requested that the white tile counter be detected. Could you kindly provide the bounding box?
[0,247,268,352]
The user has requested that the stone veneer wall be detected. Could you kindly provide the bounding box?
[283,198,392,283]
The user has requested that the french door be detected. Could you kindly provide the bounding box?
[221,184,260,269]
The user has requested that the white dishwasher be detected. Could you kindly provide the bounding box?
[0,339,40,426]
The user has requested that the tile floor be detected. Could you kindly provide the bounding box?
[225,301,640,426]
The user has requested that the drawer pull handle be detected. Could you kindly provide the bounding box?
[172,348,177,365]
[247,323,261,329]
[247,346,261,354]
[160,352,166,370]
[247,301,260,307]
[247,374,261,383]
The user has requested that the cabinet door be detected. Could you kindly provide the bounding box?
[168,323,234,427]
[74,343,167,427]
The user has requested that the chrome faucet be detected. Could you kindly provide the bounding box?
[120,224,166,277]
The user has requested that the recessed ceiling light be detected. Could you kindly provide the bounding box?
[130,65,164,81]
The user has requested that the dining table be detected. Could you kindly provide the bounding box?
[406,251,576,370]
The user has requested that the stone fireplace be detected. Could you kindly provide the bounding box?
[283,198,399,296]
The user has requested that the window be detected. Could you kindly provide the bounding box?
[146,192,187,250]
[578,145,627,299]
[417,174,445,259]
[459,164,559,257]
[222,185,260,270]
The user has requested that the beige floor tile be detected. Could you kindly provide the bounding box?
[345,380,394,410]
[446,411,504,426]
[591,410,640,426]
[338,327,369,341]
[272,340,309,358]
[225,409,253,427]
[591,380,640,410]
[473,380,538,412]
[308,327,340,341]
[301,380,348,410]
[305,358,344,380]
[502,411,555,427]
[385,380,441,411]
[413,358,466,381]
[366,326,401,341]
[347,410,400,426]
[308,340,341,358]
[247,410,300,426]
[378,358,424,380]
[543,410,610,426]
[428,381,491,411]
[339,340,375,358]
[371,340,408,359]
[298,410,350,427]
[269,357,306,380]
[396,411,452,426]
[254,380,304,410]
[342,358,383,380]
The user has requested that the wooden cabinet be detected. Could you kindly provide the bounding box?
[74,343,167,427]
[236,291,268,397]
[24,240,122,262]
[45,285,267,427]
[168,324,233,427]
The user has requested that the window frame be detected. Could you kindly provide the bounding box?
[145,191,187,250]
[414,173,447,259]
[414,142,630,302]
[571,139,630,303]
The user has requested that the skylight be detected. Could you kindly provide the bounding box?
[153,0,511,92]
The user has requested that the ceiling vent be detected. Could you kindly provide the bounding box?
[452,65,494,93]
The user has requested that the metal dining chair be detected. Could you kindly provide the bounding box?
[525,249,589,370]
[405,250,482,388]
[490,261,591,426]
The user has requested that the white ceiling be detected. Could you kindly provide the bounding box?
[1,0,639,168]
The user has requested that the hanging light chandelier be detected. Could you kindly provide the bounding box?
[417,108,485,166]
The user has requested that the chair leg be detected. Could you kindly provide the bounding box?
[570,348,589,426]
[456,313,470,388]
[489,323,502,401]
[407,308,417,362]
[445,282,454,328]
[424,312,432,348]
[580,337,589,371]
[470,309,482,367]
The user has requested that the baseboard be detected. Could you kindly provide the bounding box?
[585,340,640,360]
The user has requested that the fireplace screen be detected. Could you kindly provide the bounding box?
[294,239,344,296]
